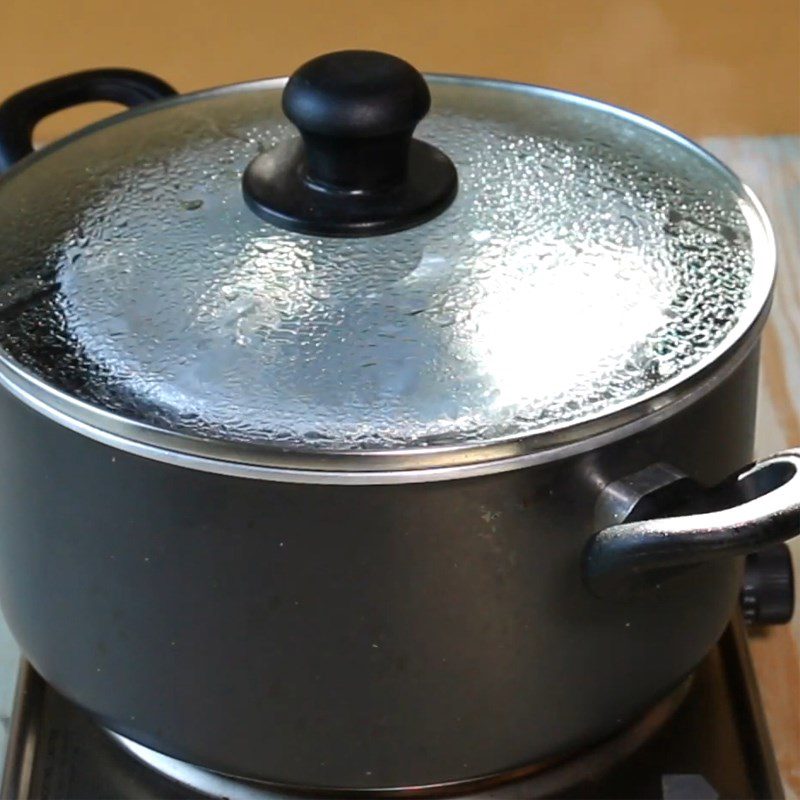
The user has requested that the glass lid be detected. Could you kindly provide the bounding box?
[0,52,774,472]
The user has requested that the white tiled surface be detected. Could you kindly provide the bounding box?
[0,613,19,765]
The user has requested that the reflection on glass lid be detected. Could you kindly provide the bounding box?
[0,78,771,453]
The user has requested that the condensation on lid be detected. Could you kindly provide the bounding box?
[0,77,774,459]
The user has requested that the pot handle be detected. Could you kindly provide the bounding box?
[0,68,177,172]
[583,449,800,597]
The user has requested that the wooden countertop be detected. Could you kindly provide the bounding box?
[703,136,800,800]
[3,0,799,139]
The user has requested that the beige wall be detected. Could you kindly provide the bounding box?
[2,0,799,141]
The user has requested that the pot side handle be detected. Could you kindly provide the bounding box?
[583,449,800,599]
[0,69,177,173]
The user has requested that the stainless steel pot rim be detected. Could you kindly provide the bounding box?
[0,76,777,482]
[0,297,768,485]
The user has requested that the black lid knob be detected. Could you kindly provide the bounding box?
[242,51,457,237]
[740,544,795,626]
[283,51,430,139]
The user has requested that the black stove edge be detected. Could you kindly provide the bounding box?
[720,620,785,799]
[2,655,42,800]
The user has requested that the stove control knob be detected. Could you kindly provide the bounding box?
[740,543,795,625]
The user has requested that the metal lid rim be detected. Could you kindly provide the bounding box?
[0,302,769,484]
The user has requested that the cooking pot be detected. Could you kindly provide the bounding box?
[0,51,797,794]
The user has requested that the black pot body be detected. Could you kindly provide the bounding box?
[0,347,760,791]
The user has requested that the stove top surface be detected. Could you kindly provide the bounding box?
[0,620,784,800]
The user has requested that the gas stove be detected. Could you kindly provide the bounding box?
[0,616,785,800]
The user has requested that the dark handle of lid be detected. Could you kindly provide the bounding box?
[242,50,458,237]
[0,68,177,174]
